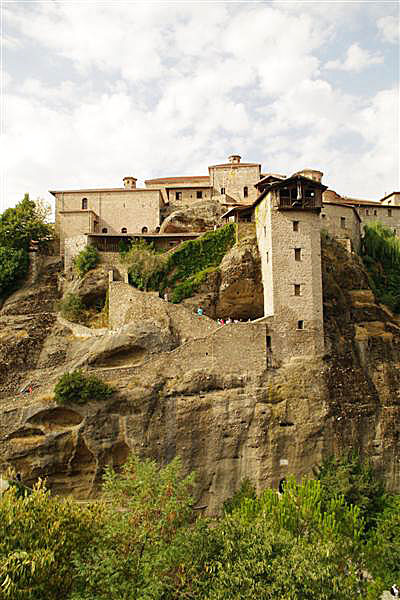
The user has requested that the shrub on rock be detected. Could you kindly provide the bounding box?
[54,370,114,405]
[73,245,99,276]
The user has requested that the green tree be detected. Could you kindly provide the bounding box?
[70,455,202,600]
[0,194,52,252]
[0,482,103,600]
[314,453,386,532]
[366,494,400,589]
[202,478,366,600]
[0,247,29,299]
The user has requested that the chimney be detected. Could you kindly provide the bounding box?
[123,176,137,189]
[228,154,241,164]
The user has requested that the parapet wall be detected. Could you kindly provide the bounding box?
[64,235,88,270]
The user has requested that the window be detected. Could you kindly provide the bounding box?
[121,227,127,233]
[155,226,160,233]
[321,213,326,219]
[221,187,225,195]
[266,251,269,263]
[141,226,148,233]
[388,208,392,217]
[244,186,248,198]
[266,335,272,350]
[294,284,301,296]
[340,217,346,229]
[294,248,301,261]
[94,221,99,232]
[102,228,108,233]
[175,191,182,201]
[81,197,88,210]
[196,190,203,199]
[304,188,315,199]
[366,209,369,216]
[293,221,299,232]
[374,209,377,216]
[297,320,304,330]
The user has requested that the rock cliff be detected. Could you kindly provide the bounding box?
[0,237,399,512]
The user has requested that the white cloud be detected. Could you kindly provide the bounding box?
[377,15,399,44]
[325,43,384,72]
[1,2,398,209]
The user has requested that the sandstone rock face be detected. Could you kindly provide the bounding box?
[67,265,110,306]
[160,200,223,233]
[0,238,399,513]
[182,232,264,320]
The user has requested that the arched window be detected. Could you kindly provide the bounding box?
[243,186,248,198]
[102,228,108,233]
[82,197,88,209]
[141,226,148,234]
[221,187,225,195]
[155,226,160,233]
[121,227,127,233]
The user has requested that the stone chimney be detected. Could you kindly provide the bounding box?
[228,154,241,164]
[295,169,323,183]
[123,176,137,189]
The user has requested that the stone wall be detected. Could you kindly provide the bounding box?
[209,164,261,205]
[358,204,400,236]
[321,203,361,252]
[64,234,88,270]
[97,252,128,281]
[56,188,162,241]
[108,282,218,340]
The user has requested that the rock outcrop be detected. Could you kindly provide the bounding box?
[160,199,223,233]
[182,231,264,319]
[0,238,399,513]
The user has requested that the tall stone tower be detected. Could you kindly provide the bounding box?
[255,171,327,361]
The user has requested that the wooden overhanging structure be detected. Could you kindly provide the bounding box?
[255,174,327,212]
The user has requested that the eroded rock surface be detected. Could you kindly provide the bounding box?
[0,238,399,512]
[160,199,223,233]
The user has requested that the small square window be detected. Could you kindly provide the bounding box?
[388,208,392,217]
[293,221,299,232]
[340,217,346,229]
[196,191,203,199]
[294,284,301,296]
[294,248,301,261]
[297,320,304,330]
[321,213,326,219]
[373,209,377,216]
[176,191,182,200]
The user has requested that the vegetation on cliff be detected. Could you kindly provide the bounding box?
[362,222,400,313]
[121,224,236,302]
[54,370,114,405]
[0,454,398,599]
[0,195,52,299]
[73,245,99,276]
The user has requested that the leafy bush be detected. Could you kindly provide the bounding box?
[73,245,99,276]
[58,293,86,323]
[0,481,103,600]
[171,266,218,303]
[362,222,400,313]
[54,370,114,405]
[223,478,257,515]
[122,239,166,290]
[0,246,29,299]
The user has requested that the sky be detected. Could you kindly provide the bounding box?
[1,0,399,212]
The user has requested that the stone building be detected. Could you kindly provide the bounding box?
[50,156,399,361]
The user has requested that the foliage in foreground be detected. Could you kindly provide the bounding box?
[0,453,398,600]
[73,245,99,276]
[58,293,86,323]
[0,247,29,299]
[54,370,114,405]
[0,482,103,600]
[122,224,236,301]
[362,222,400,313]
